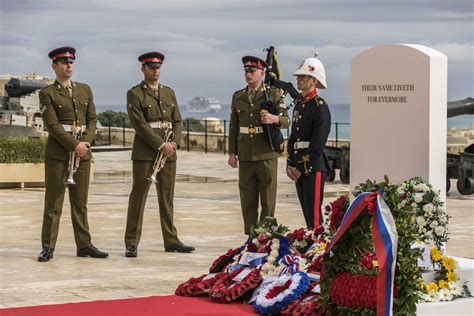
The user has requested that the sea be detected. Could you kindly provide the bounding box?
[96,104,473,140]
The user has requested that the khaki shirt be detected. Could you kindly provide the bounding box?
[40,80,97,161]
[229,84,289,161]
[127,81,182,161]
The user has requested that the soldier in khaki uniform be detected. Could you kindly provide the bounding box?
[228,56,289,235]
[124,52,194,257]
[37,46,108,262]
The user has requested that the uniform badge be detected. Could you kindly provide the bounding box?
[319,100,324,105]
[293,110,299,122]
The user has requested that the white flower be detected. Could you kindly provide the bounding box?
[438,214,447,223]
[421,292,436,302]
[430,221,439,229]
[401,200,407,207]
[435,226,445,236]
[437,206,446,214]
[448,282,463,296]
[425,290,439,302]
[423,203,434,213]
[261,263,271,273]
[438,288,453,301]
[416,216,426,226]
[427,239,436,246]
[411,202,417,208]
[414,193,424,203]
[267,254,277,262]
[415,183,430,192]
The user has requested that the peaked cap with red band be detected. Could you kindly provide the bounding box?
[48,46,76,62]
[241,55,267,70]
[138,52,165,68]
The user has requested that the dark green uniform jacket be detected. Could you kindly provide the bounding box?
[127,81,182,161]
[40,80,96,160]
[228,85,289,161]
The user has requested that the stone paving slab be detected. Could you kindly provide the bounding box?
[1,150,472,308]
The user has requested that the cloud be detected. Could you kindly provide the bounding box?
[0,0,472,106]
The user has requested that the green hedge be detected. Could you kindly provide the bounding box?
[0,137,46,163]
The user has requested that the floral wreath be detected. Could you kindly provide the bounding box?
[254,271,310,315]
[209,267,262,303]
[280,282,323,316]
[175,272,225,296]
[420,246,470,302]
[396,177,448,249]
[209,246,245,273]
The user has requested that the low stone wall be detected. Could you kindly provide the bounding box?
[93,127,350,153]
[94,126,470,154]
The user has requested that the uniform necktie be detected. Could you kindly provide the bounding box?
[248,89,256,102]
[66,84,72,97]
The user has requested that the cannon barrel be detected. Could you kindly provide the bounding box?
[5,78,48,97]
[447,97,474,118]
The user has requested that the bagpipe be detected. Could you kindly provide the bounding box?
[263,46,302,111]
[260,45,285,153]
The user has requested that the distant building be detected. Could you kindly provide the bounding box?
[201,117,224,133]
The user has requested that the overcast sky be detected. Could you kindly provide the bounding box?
[1,0,472,107]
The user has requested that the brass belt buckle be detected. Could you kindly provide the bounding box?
[73,123,82,134]
[162,121,170,129]
[248,126,256,134]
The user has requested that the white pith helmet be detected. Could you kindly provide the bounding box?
[293,52,327,89]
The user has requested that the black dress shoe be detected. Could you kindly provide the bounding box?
[77,245,108,258]
[38,248,54,262]
[165,241,195,253]
[125,245,138,257]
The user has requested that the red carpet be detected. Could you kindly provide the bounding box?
[0,295,257,316]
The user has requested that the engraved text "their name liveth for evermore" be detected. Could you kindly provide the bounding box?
[361,84,415,103]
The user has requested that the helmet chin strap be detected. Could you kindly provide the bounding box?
[299,76,313,94]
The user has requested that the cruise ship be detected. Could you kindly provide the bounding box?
[187,97,222,113]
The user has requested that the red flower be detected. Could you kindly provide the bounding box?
[359,251,376,270]
[314,226,325,236]
[246,243,257,252]
[209,247,242,273]
[258,233,269,243]
[328,196,348,230]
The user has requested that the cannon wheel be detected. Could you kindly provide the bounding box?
[340,168,350,184]
[457,177,474,195]
[327,168,336,182]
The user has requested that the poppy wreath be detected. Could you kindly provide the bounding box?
[330,272,377,310]
[254,271,310,315]
[280,282,324,316]
[209,267,263,303]
[175,272,226,296]
[209,246,245,273]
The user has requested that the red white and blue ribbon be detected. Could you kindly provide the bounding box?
[324,192,398,316]
[279,254,300,276]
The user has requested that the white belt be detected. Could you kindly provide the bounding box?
[149,121,173,129]
[62,124,86,132]
[294,141,310,149]
[239,126,263,135]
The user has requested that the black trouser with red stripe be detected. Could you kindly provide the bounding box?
[295,171,326,228]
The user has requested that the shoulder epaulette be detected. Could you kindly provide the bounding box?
[315,95,327,107]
